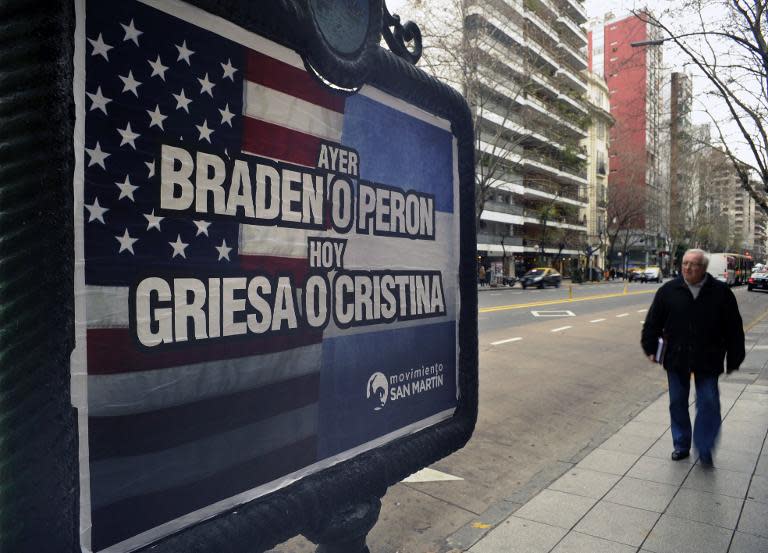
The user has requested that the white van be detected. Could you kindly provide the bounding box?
[708,253,735,285]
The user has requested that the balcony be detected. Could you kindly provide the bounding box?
[558,0,588,24]
[557,41,587,72]
[519,152,588,187]
[479,110,574,153]
[557,91,589,115]
[527,41,560,72]
[477,234,524,252]
[522,238,584,254]
[483,200,525,217]
[523,180,587,206]
[527,0,559,20]
[520,94,587,137]
[468,4,525,49]
[524,8,559,45]
[555,16,587,47]
[556,65,588,95]
[522,211,587,231]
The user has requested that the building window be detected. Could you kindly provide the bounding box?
[597,151,606,175]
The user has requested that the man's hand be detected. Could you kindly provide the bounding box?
[648,354,655,363]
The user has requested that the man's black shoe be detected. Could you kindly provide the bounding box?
[699,453,714,467]
[671,450,689,461]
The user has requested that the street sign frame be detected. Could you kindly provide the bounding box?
[0,1,478,552]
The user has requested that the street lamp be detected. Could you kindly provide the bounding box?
[630,39,666,47]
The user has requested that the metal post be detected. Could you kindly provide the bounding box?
[304,497,382,553]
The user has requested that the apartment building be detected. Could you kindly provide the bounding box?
[470,0,591,278]
[754,208,767,262]
[588,12,667,270]
[403,0,590,279]
[583,70,613,272]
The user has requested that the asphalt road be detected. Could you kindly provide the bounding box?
[269,281,768,553]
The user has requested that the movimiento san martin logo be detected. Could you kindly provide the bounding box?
[366,372,389,411]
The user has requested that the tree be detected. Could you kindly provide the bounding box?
[638,2,768,213]
[605,182,647,272]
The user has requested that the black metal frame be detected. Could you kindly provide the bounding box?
[0,2,478,552]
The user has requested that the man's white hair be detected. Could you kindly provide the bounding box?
[684,248,709,269]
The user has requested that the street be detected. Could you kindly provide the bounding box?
[270,281,768,553]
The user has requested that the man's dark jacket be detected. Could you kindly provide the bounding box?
[641,276,745,375]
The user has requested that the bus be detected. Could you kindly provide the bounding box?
[708,253,754,285]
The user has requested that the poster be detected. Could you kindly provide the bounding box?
[72,1,460,551]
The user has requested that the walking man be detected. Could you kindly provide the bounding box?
[641,249,745,465]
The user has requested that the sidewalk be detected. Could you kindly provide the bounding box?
[460,322,768,553]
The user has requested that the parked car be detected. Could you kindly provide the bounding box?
[642,266,662,283]
[748,270,768,292]
[628,267,645,282]
[520,268,561,289]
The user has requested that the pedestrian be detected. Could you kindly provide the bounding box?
[478,265,486,287]
[641,249,744,466]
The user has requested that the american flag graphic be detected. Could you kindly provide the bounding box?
[78,1,459,551]
[82,2,331,550]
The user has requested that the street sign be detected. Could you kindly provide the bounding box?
[0,1,478,553]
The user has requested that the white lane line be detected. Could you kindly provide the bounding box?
[491,337,523,346]
[590,318,606,323]
[616,313,629,318]
[637,309,647,313]
[551,326,572,333]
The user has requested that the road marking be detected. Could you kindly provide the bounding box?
[402,468,464,483]
[590,318,606,323]
[531,310,575,317]
[637,309,647,313]
[490,293,500,296]
[479,289,656,313]
[750,345,768,350]
[551,326,572,333]
[491,337,523,346]
[616,313,629,318]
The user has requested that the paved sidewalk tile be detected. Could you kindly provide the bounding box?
[573,501,659,547]
[548,468,621,499]
[706,448,759,473]
[604,476,677,513]
[598,432,658,456]
[467,516,566,553]
[513,489,596,530]
[633,407,670,424]
[729,531,768,553]
[576,449,639,476]
[717,434,765,456]
[642,514,732,553]
[746,474,768,502]
[683,465,752,498]
[665,488,743,529]
[737,499,768,538]
[620,420,668,440]
[627,456,693,486]
[755,454,768,477]
[551,531,636,553]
